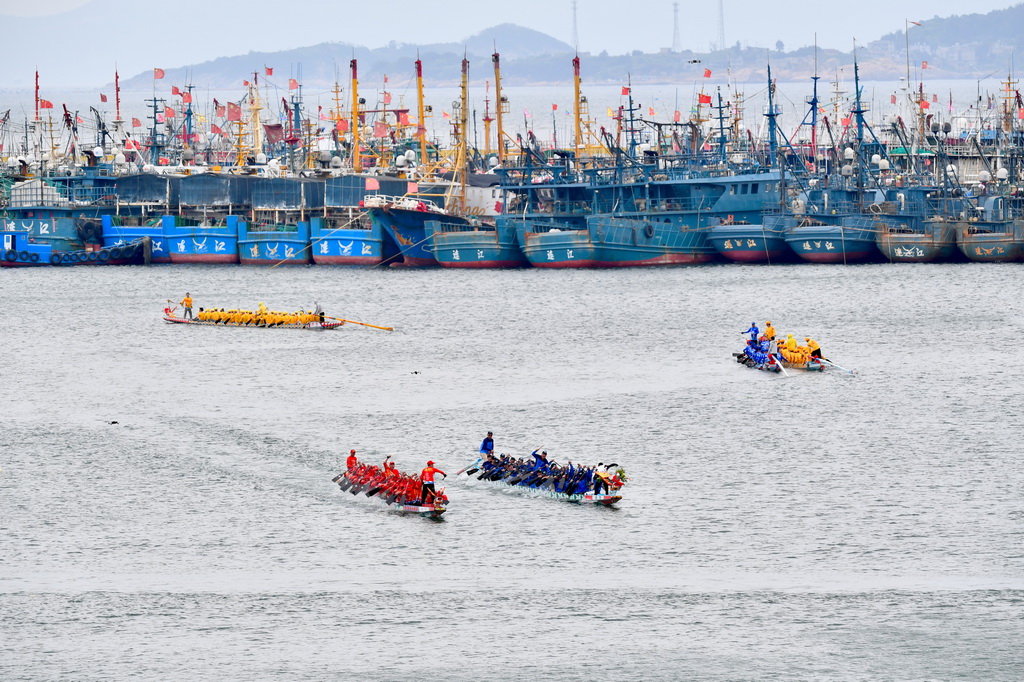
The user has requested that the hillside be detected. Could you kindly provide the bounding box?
[114,5,1024,90]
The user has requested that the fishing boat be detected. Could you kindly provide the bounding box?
[2,229,150,267]
[163,215,241,264]
[425,219,527,268]
[954,195,1024,262]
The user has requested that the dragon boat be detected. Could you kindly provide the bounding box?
[458,456,625,506]
[163,312,343,330]
[732,350,825,373]
[331,467,447,518]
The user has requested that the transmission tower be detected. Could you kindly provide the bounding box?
[672,2,680,53]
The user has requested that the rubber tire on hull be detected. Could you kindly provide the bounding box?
[3,249,17,262]
[49,253,62,265]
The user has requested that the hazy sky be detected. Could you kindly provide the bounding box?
[0,0,1018,87]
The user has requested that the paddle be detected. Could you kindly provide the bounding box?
[456,458,481,476]
[325,316,394,331]
[821,358,855,374]
[773,354,790,377]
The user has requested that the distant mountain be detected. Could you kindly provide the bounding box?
[114,6,1024,91]
[118,24,574,90]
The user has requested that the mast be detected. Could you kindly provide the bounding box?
[415,57,428,167]
[351,59,362,173]
[34,70,39,122]
[115,70,121,122]
[455,56,470,214]
[765,62,778,170]
[249,74,263,159]
[482,79,493,157]
[572,55,582,167]
[492,51,505,163]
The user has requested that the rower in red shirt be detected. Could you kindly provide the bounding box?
[420,460,446,503]
[346,449,358,471]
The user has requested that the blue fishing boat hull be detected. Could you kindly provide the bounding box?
[164,215,240,264]
[512,219,599,267]
[310,216,390,266]
[955,221,1024,262]
[876,220,959,263]
[366,204,448,267]
[784,216,880,263]
[102,216,171,263]
[238,220,312,266]
[585,216,717,266]
[426,220,528,268]
[707,220,793,263]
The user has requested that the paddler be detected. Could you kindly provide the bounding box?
[480,431,494,456]
[346,449,358,471]
[806,337,822,358]
[764,321,776,341]
[180,292,194,320]
[420,460,446,503]
[742,322,759,343]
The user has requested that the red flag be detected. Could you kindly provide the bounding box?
[382,91,392,105]
[216,105,226,118]
[288,79,299,90]
[131,117,142,127]
[932,94,938,103]
[673,110,681,123]
[76,115,84,124]
[227,102,242,121]
[891,94,897,104]
[156,114,165,123]
[703,68,712,78]
[164,106,176,118]
[922,61,928,69]
[181,92,192,104]
[263,123,284,143]
[398,112,410,126]
[39,99,53,109]
[265,66,273,76]
[841,117,852,126]
[336,119,349,132]
[621,86,630,96]
[210,124,223,135]
[442,111,450,119]
[552,103,558,111]
[171,85,180,96]
[374,121,388,137]
[153,68,165,79]
[648,106,656,116]
[365,177,381,191]
[243,80,250,86]
[920,100,930,109]
[383,74,388,83]
[1018,109,1024,120]
[100,93,108,103]
[698,93,712,105]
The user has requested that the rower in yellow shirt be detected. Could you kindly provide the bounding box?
[806,337,822,358]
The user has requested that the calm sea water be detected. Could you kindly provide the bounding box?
[2,262,1023,680]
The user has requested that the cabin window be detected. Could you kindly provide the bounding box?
[730,185,737,195]
[751,184,759,194]
[740,185,749,195]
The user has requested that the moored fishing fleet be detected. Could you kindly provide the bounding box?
[4,51,1024,268]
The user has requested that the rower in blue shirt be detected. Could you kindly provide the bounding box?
[480,431,494,456]
[742,322,760,343]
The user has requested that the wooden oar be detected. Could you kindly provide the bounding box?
[326,316,394,331]
[821,358,854,374]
